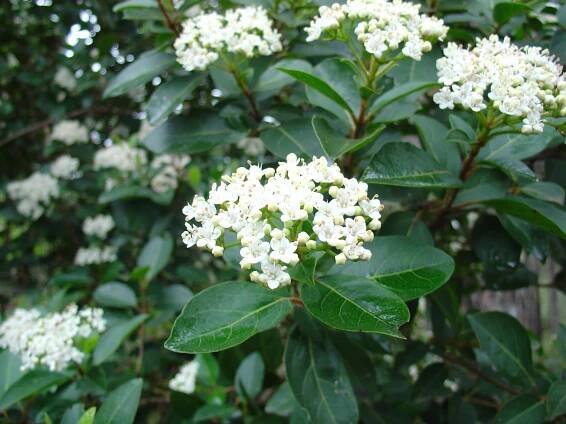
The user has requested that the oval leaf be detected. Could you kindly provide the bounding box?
[94,282,138,309]
[93,315,148,365]
[165,282,292,353]
[137,233,173,281]
[94,378,143,424]
[234,352,265,399]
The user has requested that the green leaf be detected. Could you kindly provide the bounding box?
[142,112,244,154]
[333,236,454,300]
[193,405,238,422]
[145,74,204,125]
[137,233,173,281]
[195,353,219,386]
[481,157,535,184]
[260,119,325,159]
[165,282,292,353]
[301,275,409,337]
[368,81,438,117]
[493,3,530,25]
[0,351,22,399]
[547,380,566,420]
[380,211,434,245]
[412,114,460,175]
[519,182,565,205]
[453,168,511,207]
[78,407,97,424]
[93,315,149,365]
[482,196,566,239]
[98,185,174,205]
[94,379,143,424]
[94,282,138,308]
[471,215,520,268]
[363,142,462,188]
[279,65,355,117]
[235,352,265,399]
[495,395,545,424]
[266,382,295,417]
[311,115,384,159]
[372,100,420,124]
[103,51,175,98]
[0,369,73,411]
[255,59,312,93]
[285,328,358,424]
[468,312,536,387]
[478,127,557,161]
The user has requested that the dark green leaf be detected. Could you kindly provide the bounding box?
[380,211,434,245]
[260,119,325,159]
[103,51,175,98]
[412,114,460,175]
[235,352,265,399]
[266,383,295,417]
[193,405,238,422]
[363,142,462,188]
[165,282,292,353]
[285,328,358,424]
[0,369,73,411]
[93,315,149,365]
[468,312,535,387]
[94,282,138,308]
[137,233,173,281]
[98,185,174,205]
[145,74,203,125]
[0,351,23,399]
[495,394,544,424]
[143,112,244,154]
[255,59,312,93]
[481,157,535,184]
[368,81,438,116]
[301,275,409,337]
[493,3,530,25]
[94,379,143,424]
[547,380,566,420]
[478,127,557,161]
[471,215,520,268]
[453,168,511,207]
[520,182,565,205]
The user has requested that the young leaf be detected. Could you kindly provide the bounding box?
[468,312,536,387]
[0,369,73,411]
[142,112,245,154]
[94,282,138,309]
[311,115,384,159]
[103,51,175,98]
[93,315,149,365]
[285,328,358,424]
[145,74,204,125]
[234,352,265,399]
[165,282,292,353]
[78,407,97,424]
[362,142,462,188]
[300,275,409,337]
[94,379,143,424]
[137,233,173,281]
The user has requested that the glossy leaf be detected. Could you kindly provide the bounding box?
[468,312,536,387]
[260,118,325,159]
[493,2,530,25]
[478,127,557,161]
[412,114,460,174]
[520,182,565,205]
[255,59,312,93]
[285,328,358,424]
[94,379,143,424]
[266,383,295,417]
[98,185,174,205]
[143,112,244,154]
[94,282,138,308]
[103,51,175,98]
[363,142,462,188]
[165,282,292,353]
[301,275,409,337]
[93,314,149,365]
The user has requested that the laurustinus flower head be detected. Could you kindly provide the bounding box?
[181,154,383,290]
[433,35,566,133]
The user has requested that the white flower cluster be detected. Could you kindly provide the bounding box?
[433,36,566,133]
[150,154,190,193]
[82,214,115,239]
[174,6,282,72]
[0,305,106,372]
[306,0,448,61]
[182,154,383,289]
[93,143,148,173]
[7,172,60,220]
[50,155,80,179]
[50,120,89,145]
[54,67,77,91]
[75,246,118,266]
[169,361,200,395]
[237,136,266,156]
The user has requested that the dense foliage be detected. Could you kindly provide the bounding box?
[1,0,565,423]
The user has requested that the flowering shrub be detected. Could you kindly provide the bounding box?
[0,1,565,423]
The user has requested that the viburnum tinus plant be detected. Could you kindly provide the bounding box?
[0,0,565,423]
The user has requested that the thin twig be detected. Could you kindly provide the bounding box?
[157,0,180,35]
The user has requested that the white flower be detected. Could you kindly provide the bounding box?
[54,67,77,91]
[82,214,115,239]
[0,305,106,372]
[150,154,190,193]
[74,245,117,265]
[434,36,566,133]
[237,137,266,156]
[50,155,79,179]
[306,0,448,61]
[169,361,200,394]
[50,120,89,145]
[94,143,148,173]
[7,172,60,220]
[174,6,282,72]
[181,154,383,288]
